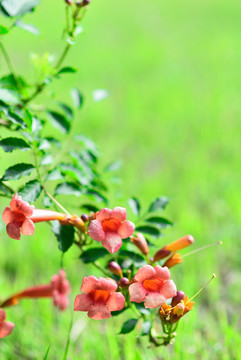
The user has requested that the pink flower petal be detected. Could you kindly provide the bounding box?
[21,218,35,236]
[118,220,135,238]
[98,277,117,292]
[6,222,21,240]
[144,292,166,308]
[0,321,15,338]
[74,294,94,311]
[10,194,34,217]
[57,294,69,311]
[106,292,125,312]
[87,303,111,320]
[2,207,14,225]
[9,194,19,211]
[96,208,112,221]
[129,282,147,303]
[111,207,127,221]
[88,220,105,241]
[81,276,99,293]
[134,265,156,282]
[101,232,122,253]
[154,265,171,280]
[160,280,177,300]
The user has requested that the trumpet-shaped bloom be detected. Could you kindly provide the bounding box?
[74,276,125,320]
[51,269,71,310]
[88,207,135,253]
[2,193,80,240]
[129,265,176,309]
[0,309,15,338]
[1,270,70,311]
[2,194,35,240]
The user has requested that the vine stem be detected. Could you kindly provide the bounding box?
[0,42,21,89]
[92,261,112,277]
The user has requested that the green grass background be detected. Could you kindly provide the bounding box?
[0,0,241,359]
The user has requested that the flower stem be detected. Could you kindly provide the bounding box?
[0,42,21,89]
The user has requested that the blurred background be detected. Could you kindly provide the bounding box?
[0,0,240,359]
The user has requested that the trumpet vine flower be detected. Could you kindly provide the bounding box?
[129,265,176,308]
[74,276,125,320]
[88,207,135,253]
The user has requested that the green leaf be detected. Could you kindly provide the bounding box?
[2,163,34,181]
[93,89,109,102]
[18,180,42,202]
[74,135,99,158]
[52,221,74,253]
[111,308,127,317]
[71,88,83,108]
[58,103,73,120]
[0,181,12,195]
[79,248,109,263]
[43,195,53,208]
[146,216,173,228]
[46,169,64,181]
[104,160,122,172]
[0,137,31,152]
[0,89,19,104]
[119,319,138,334]
[43,345,51,360]
[141,321,152,336]
[15,20,39,35]
[7,111,26,128]
[58,67,77,75]
[47,111,70,133]
[0,0,39,17]
[135,225,161,238]
[119,250,146,267]
[148,197,169,212]
[135,303,151,315]
[128,197,141,216]
[80,203,100,213]
[0,24,9,35]
[85,189,108,204]
[59,163,88,185]
[40,154,53,166]
[55,182,82,197]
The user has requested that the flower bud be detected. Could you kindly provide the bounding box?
[118,277,130,288]
[65,0,73,5]
[131,233,149,255]
[171,290,185,307]
[153,248,171,262]
[81,214,89,222]
[163,253,182,268]
[164,235,194,252]
[107,261,123,277]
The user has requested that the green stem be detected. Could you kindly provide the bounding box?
[0,42,21,89]
[62,311,73,360]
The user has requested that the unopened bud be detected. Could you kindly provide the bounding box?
[163,253,182,268]
[171,290,185,307]
[153,248,171,262]
[118,277,130,288]
[107,261,123,277]
[164,235,194,252]
[65,0,73,5]
[76,0,90,7]
[81,214,89,222]
[131,233,149,255]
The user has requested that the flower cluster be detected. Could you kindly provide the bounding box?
[1,194,200,343]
